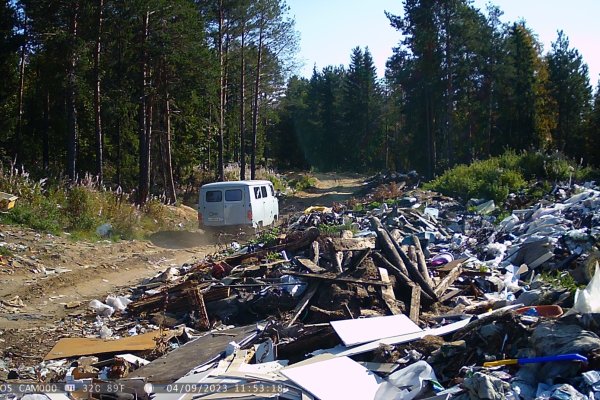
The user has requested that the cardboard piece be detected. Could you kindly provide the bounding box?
[44,329,181,360]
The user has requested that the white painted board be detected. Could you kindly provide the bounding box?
[281,356,384,400]
[330,314,422,346]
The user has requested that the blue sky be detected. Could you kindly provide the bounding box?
[286,0,600,87]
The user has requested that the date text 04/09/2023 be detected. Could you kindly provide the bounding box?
[144,383,288,394]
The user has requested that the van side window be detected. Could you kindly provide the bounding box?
[254,187,262,199]
[225,189,242,201]
[261,186,268,197]
[206,190,222,202]
[270,185,275,196]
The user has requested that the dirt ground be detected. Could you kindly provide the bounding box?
[0,173,365,372]
[280,172,365,213]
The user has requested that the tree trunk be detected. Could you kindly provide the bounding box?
[16,22,26,164]
[443,2,452,166]
[239,20,246,180]
[250,25,263,180]
[137,9,150,204]
[43,89,49,171]
[66,2,80,181]
[116,120,121,187]
[163,95,176,204]
[94,0,104,183]
[217,1,225,181]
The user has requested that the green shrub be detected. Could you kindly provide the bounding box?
[289,174,317,191]
[425,150,597,204]
[250,227,281,247]
[65,187,100,231]
[317,222,357,236]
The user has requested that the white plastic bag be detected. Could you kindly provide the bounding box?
[105,295,131,312]
[89,299,114,317]
[564,263,600,316]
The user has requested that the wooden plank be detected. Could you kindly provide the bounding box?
[190,288,210,330]
[373,218,438,301]
[310,241,320,264]
[434,258,468,272]
[378,268,401,315]
[411,235,434,287]
[348,249,371,271]
[434,265,464,298]
[439,287,463,303]
[287,283,320,327]
[331,237,376,251]
[296,257,326,274]
[409,284,421,323]
[370,252,435,303]
[285,271,391,287]
[225,227,320,265]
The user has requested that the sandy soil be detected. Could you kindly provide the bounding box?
[0,173,366,371]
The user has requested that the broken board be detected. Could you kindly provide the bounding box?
[126,325,257,383]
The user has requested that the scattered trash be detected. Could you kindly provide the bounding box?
[8,177,600,399]
[95,222,113,237]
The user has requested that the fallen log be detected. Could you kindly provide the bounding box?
[411,235,434,287]
[370,217,438,301]
[371,252,435,304]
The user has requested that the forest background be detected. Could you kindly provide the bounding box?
[1,0,599,206]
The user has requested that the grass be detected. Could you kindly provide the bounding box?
[0,166,181,240]
[249,227,281,248]
[317,222,358,236]
[0,245,12,257]
[539,270,584,294]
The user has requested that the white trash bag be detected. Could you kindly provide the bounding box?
[565,263,600,316]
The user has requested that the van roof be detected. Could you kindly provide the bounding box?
[201,180,273,189]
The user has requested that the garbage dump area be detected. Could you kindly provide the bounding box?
[5,177,600,399]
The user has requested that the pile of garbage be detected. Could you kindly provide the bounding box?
[5,182,600,400]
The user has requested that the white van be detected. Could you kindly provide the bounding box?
[198,180,279,229]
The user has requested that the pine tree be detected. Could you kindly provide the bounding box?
[547,30,592,157]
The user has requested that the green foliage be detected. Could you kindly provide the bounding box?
[266,174,287,192]
[0,245,12,257]
[317,222,357,236]
[250,227,280,248]
[65,187,99,231]
[0,166,180,240]
[289,175,317,191]
[424,150,597,204]
[539,270,583,294]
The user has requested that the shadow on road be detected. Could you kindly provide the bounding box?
[148,230,216,249]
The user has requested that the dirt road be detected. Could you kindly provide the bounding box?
[280,172,365,213]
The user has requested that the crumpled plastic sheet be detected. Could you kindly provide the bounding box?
[535,383,587,400]
[374,360,443,400]
[460,371,515,400]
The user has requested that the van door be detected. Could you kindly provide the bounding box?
[203,189,224,225]
[251,185,265,226]
[223,187,246,225]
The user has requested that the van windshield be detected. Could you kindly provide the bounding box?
[206,190,222,202]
